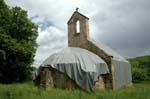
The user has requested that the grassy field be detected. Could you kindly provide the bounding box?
[0,82,150,99]
[0,56,149,99]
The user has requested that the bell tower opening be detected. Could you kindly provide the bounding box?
[76,20,80,33]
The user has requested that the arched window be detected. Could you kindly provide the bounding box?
[76,20,80,33]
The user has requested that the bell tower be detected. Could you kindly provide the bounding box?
[67,8,90,48]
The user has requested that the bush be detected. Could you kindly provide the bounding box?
[132,68,148,83]
[129,56,150,83]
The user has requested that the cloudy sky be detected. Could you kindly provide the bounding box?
[5,0,150,66]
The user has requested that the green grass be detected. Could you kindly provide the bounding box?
[0,55,149,99]
[0,82,150,99]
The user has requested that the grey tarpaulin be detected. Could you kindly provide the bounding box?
[88,39,126,60]
[112,59,132,89]
[39,47,109,92]
[88,39,132,89]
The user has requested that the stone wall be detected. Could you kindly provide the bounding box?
[39,67,106,91]
[39,67,78,90]
[40,67,53,90]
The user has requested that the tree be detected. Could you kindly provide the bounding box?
[0,0,38,83]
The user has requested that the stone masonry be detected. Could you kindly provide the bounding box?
[67,10,114,89]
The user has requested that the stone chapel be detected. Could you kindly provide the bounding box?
[34,9,132,92]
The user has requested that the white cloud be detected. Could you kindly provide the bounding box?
[34,26,67,66]
[5,0,150,67]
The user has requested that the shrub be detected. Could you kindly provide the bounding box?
[132,68,148,83]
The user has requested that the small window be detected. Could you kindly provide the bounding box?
[76,20,80,33]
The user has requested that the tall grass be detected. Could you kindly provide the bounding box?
[0,82,150,99]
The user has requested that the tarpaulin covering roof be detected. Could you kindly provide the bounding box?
[88,39,132,89]
[88,38,128,62]
[40,47,109,92]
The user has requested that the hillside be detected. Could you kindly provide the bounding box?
[128,55,150,82]
[129,55,150,66]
